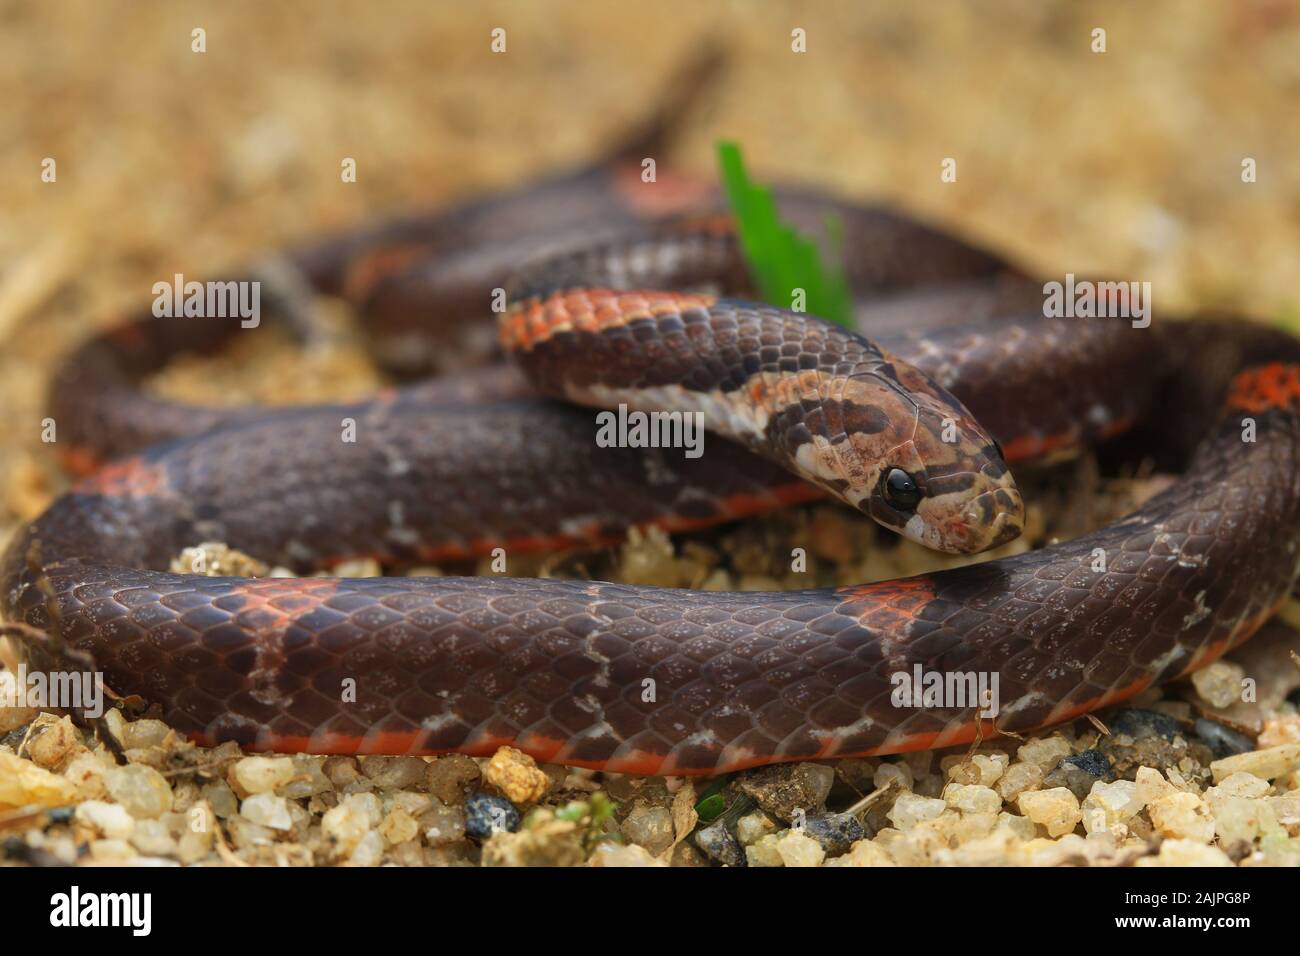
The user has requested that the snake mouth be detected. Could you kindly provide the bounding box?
[913,484,1025,555]
[967,486,1025,552]
[985,502,1025,549]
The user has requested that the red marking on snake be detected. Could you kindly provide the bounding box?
[245,730,445,757]
[837,577,938,631]
[835,675,1162,760]
[308,482,826,567]
[1178,596,1288,676]
[240,730,679,774]
[999,415,1137,465]
[341,242,440,302]
[74,455,168,498]
[501,290,716,351]
[611,163,715,216]
[1000,431,1080,464]
[106,323,148,349]
[58,446,105,477]
[1227,362,1300,414]
[223,578,343,633]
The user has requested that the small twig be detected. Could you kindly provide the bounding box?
[0,803,71,834]
[843,778,899,819]
[212,818,250,867]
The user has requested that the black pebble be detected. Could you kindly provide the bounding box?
[1063,748,1110,777]
[463,791,521,839]
[694,820,746,867]
[1107,709,1182,742]
[802,812,866,856]
[1193,718,1255,759]
[1046,748,1113,799]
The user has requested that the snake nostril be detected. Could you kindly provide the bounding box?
[990,512,1023,547]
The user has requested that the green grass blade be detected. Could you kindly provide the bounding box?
[716,142,853,328]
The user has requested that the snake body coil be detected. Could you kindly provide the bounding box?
[5,161,1300,775]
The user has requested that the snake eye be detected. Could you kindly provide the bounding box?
[881,468,922,512]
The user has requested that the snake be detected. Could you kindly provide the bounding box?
[5,155,1300,777]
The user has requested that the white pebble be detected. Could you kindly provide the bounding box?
[1211,743,1300,783]
[1082,779,1142,829]
[348,829,385,866]
[240,793,293,831]
[888,792,946,830]
[75,800,135,840]
[1017,787,1081,837]
[232,756,296,795]
[943,783,1002,814]
[104,764,173,819]
[1147,791,1215,843]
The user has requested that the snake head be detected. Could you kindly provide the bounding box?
[785,358,1024,555]
[861,407,1024,554]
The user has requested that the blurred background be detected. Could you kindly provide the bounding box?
[2,0,1300,533]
